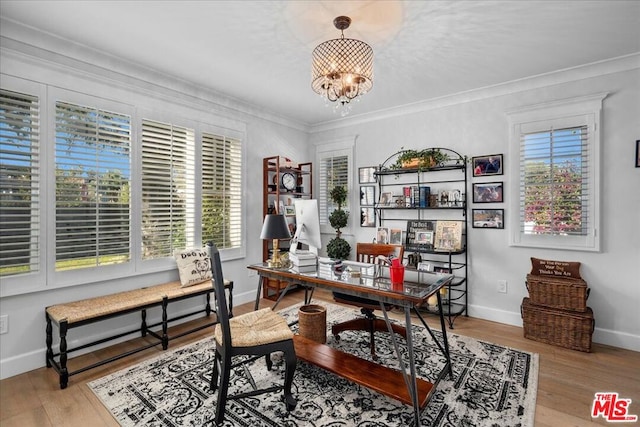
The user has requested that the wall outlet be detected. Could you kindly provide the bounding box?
[497,280,507,293]
[0,315,7,334]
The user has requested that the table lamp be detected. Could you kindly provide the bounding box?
[260,214,291,268]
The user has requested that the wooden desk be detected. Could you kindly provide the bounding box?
[247,264,454,426]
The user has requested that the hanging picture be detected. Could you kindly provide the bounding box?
[472,154,503,177]
[472,209,504,229]
[360,186,375,206]
[360,207,375,227]
[359,166,377,183]
[472,182,504,203]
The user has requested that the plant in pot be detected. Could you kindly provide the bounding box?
[326,185,351,261]
[391,148,449,171]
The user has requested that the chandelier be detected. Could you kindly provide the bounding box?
[311,16,373,116]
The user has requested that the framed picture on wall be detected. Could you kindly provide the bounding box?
[360,207,375,227]
[636,140,640,167]
[359,166,377,183]
[472,154,503,177]
[360,186,375,206]
[472,182,503,203]
[472,209,504,229]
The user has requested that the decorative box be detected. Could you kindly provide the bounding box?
[521,297,594,352]
[525,274,590,312]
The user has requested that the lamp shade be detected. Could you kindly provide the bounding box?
[260,214,291,240]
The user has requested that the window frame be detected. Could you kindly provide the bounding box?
[316,138,354,235]
[507,93,607,252]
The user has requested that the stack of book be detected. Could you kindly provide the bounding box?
[289,250,318,274]
[317,257,339,279]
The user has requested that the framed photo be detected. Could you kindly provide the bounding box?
[472,209,504,229]
[389,228,403,245]
[472,154,503,177]
[636,140,640,168]
[414,230,434,245]
[434,220,463,252]
[359,166,377,183]
[379,192,393,206]
[360,186,375,206]
[360,207,375,227]
[283,205,296,216]
[376,227,390,244]
[473,182,503,203]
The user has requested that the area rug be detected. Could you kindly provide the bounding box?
[89,302,538,426]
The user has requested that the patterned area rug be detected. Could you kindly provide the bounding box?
[89,302,538,426]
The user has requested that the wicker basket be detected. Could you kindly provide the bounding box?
[526,274,590,312]
[521,297,594,352]
[298,304,327,344]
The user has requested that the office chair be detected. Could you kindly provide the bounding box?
[207,242,297,425]
[332,242,407,359]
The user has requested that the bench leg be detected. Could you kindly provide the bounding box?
[141,309,148,337]
[161,297,169,350]
[46,313,53,368]
[59,320,69,389]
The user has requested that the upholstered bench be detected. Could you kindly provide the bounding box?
[45,279,233,389]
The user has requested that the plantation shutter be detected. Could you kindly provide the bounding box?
[0,89,40,276]
[202,133,242,249]
[519,123,589,237]
[318,152,349,225]
[141,119,195,259]
[55,101,131,270]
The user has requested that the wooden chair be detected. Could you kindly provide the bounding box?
[207,243,297,425]
[332,242,407,359]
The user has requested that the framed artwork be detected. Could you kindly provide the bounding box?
[360,207,375,227]
[359,166,377,183]
[389,228,403,245]
[283,205,296,216]
[414,230,434,245]
[472,154,503,177]
[472,209,504,229]
[376,227,390,244]
[636,140,640,168]
[434,220,463,252]
[360,186,375,206]
[472,182,503,203]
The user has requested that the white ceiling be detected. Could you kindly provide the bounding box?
[1,0,639,126]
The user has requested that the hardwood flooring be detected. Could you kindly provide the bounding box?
[1,289,638,426]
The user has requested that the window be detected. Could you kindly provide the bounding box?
[141,119,195,259]
[507,93,606,251]
[0,89,40,277]
[317,140,353,230]
[55,101,132,270]
[202,132,242,249]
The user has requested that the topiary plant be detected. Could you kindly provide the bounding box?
[326,185,351,260]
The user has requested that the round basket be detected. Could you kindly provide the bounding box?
[298,304,327,344]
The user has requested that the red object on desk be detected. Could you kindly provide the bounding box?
[390,259,405,289]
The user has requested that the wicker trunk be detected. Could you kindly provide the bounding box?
[521,297,594,352]
[525,274,589,312]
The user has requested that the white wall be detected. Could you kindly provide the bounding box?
[311,56,640,351]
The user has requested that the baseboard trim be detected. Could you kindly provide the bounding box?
[469,304,640,352]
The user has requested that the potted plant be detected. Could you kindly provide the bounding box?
[391,148,449,170]
[326,185,351,260]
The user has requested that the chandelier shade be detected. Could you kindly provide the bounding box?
[311,16,373,115]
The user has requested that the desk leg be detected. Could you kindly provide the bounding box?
[254,276,264,311]
[437,292,453,379]
[380,303,421,426]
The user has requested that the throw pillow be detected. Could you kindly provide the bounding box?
[174,248,212,287]
[530,257,582,279]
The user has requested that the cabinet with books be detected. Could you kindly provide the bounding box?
[374,148,468,328]
[262,155,313,300]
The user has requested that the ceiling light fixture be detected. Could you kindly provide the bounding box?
[311,16,373,117]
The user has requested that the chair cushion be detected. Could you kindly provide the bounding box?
[214,308,293,347]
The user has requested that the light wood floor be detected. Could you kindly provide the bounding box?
[1,289,638,427]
